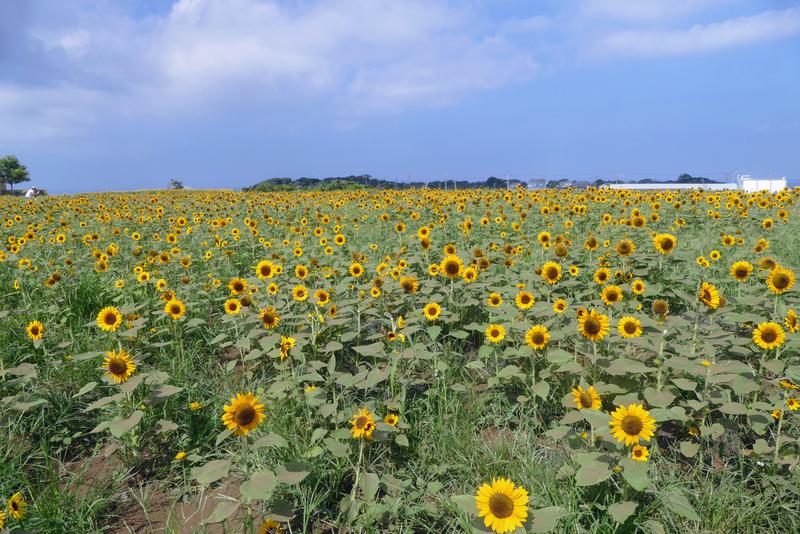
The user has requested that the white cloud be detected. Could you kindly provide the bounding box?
[579,0,722,21]
[598,7,800,56]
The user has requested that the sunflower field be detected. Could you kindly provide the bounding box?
[1,187,799,533]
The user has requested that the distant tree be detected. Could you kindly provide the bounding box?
[0,155,30,190]
[169,179,184,189]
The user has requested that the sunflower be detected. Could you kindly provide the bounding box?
[524,325,549,350]
[0,509,5,529]
[729,261,753,282]
[766,265,795,295]
[400,276,419,293]
[222,392,266,436]
[752,322,785,350]
[653,233,677,255]
[260,306,280,329]
[350,407,376,440]
[630,279,646,295]
[578,309,610,341]
[103,349,136,383]
[258,519,284,534]
[785,309,798,333]
[463,266,479,283]
[652,299,669,318]
[440,255,464,279]
[593,267,611,285]
[423,302,442,321]
[96,306,123,332]
[279,336,296,360]
[787,397,799,411]
[228,277,248,295]
[631,445,649,462]
[485,324,506,344]
[698,282,720,309]
[314,289,330,306]
[384,413,399,426]
[7,492,26,521]
[26,320,44,341]
[224,298,241,315]
[487,292,503,307]
[572,385,601,410]
[515,290,534,310]
[349,262,365,278]
[613,318,640,341]
[552,298,567,313]
[609,403,656,446]
[540,261,562,284]
[616,239,635,257]
[255,260,277,279]
[164,298,187,320]
[474,478,529,534]
[600,285,623,305]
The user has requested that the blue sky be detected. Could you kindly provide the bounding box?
[2,0,799,193]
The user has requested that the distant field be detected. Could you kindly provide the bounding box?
[1,188,798,533]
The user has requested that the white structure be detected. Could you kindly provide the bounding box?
[737,175,787,193]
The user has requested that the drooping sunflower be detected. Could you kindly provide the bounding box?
[752,322,786,350]
[485,324,506,344]
[572,385,601,410]
[540,261,562,285]
[524,325,550,350]
[97,306,123,332]
[164,298,187,320]
[474,477,529,534]
[423,302,442,321]
[26,320,44,341]
[652,299,669,318]
[766,265,795,295]
[260,306,281,329]
[600,285,623,305]
[400,276,419,293]
[350,407,376,440]
[515,290,534,310]
[103,349,136,383]
[7,492,26,521]
[698,282,720,309]
[729,261,753,282]
[578,309,610,341]
[631,444,649,462]
[785,309,798,333]
[609,403,657,446]
[440,255,464,280]
[222,392,266,436]
[617,316,643,338]
[652,233,677,255]
[224,298,241,315]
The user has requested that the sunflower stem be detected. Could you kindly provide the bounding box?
[351,439,365,501]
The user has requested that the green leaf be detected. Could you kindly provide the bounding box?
[204,500,239,524]
[450,494,476,516]
[193,459,231,485]
[395,434,409,447]
[239,471,277,502]
[608,501,638,523]
[719,402,749,415]
[72,381,97,398]
[575,462,612,486]
[621,457,649,492]
[323,341,343,352]
[662,490,700,521]
[679,441,700,458]
[252,433,288,449]
[323,438,349,458]
[359,472,380,501]
[530,506,566,533]
[353,342,384,356]
[276,462,310,485]
[109,410,143,438]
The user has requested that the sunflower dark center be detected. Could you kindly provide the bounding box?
[171,305,181,314]
[445,261,459,275]
[488,493,514,519]
[31,326,40,335]
[621,415,643,435]
[261,266,271,276]
[660,238,673,250]
[521,294,531,304]
[104,313,117,325]
[532,332,545,345]
[546,267,558,279]
[108,358,127,375]
[584,317,601,335]
[735,268,748,278]
[774,273,790,289]
[234,282,244,291]
[11,500,18,511]
[624,321,638,334]
[235,405,256,426]
[355,416,367,429]
[633,448,644,457]
[606,290,619,302]
[580,391,594,408]
[490,328,500,338]
[761,328,778,343]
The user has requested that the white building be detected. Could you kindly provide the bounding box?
[604,175,788,192]
[737,175,787,193]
